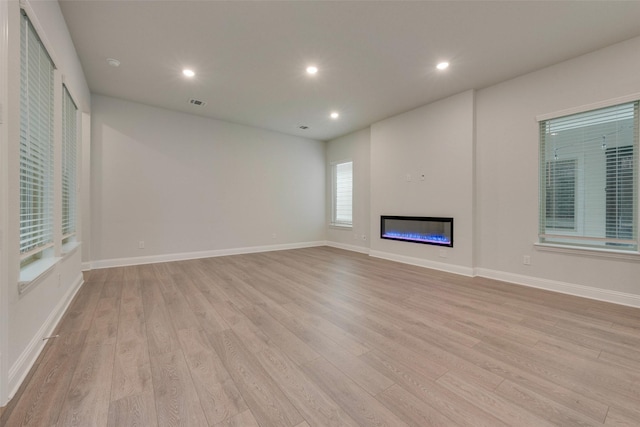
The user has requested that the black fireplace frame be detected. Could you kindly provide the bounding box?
[380,215,454,247]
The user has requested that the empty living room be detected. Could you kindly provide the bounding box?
[1,1,639,426]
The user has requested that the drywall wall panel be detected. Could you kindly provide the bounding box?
[370,90,475,272]
[91,95,325,263]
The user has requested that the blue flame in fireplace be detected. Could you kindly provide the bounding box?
[382,231,451,245]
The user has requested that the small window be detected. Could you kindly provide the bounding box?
[331,161,353,227]
[539,101,638,251]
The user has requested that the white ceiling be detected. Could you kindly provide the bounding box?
[59,0,640,141]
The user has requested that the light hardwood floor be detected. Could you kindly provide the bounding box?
[2,247,640,426]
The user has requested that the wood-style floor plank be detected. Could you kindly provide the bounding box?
[604,405,640,426]
[254,345,360,427]
[56,343,116,427]
[475,334,640,412]
[107,393,158,427]
[149,349,209,426]
[360,349,508,427]
[494,379,602,427]
[140,264,181,356]
[107,391,158,427]
[436,372,556,427]
[376,384,457,427]
[1,331,87,427]
[177,328,248,425]
[110,266,152,402]
[3,247,640,427]
[240,304,320,365]
[172,261,230,336]
[213,409,260,427]
[300,357,409,427]
[208,329,304,427]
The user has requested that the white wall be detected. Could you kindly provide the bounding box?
[2,0,90,404]
[475,35,640,301]
[91,95,326,266]
[369,90,475,275]
[326,128,371,253]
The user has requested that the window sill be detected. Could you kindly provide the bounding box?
[534,243,640,261]
[329,223,353,230]
[62,241,81,257]
[18,256,60,296]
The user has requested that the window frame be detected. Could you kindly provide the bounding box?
[537,97,639,253]
[19,9,56,263]
[330,160,353,228]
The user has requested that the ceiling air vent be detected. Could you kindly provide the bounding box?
[299,125,309,130]
[188,98,207,107]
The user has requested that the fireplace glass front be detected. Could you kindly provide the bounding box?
[380,216,453,247]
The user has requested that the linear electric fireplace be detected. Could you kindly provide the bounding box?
[381,216,453,247]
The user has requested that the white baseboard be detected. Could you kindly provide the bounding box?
[475,268,640,309]
[325,241,370,254]
[369,250,475,277]
[89,241,327,270]
[8,273,84,399]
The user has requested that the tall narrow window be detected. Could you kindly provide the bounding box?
[61,85,77,240]
[19,11,55,260]
[539,101,638,251]
[331,161,353,226]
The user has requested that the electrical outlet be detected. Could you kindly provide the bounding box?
[361,235,367,241]
[439,249,447,258]
[139,240,145,249]
[523,255,531,265]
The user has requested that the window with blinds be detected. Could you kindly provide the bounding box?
[539,101,638,251]
[331,161,353,226]
[19,11,55,257]
[62,85,77,238]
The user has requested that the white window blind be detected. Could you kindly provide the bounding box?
[545,159,577,231]
[539,101,638,251]
[332,161,353,226]
[62,85,77,238]
[19,11,55,255]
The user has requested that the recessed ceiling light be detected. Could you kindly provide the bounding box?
[330,112,339,119]
[182,69,195,78]
[106,58,120,67]
[436,62,449,71]
[306,65,318,75]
